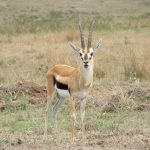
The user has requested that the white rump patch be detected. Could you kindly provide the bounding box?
[56,89,70,97]
[55,85,70,97]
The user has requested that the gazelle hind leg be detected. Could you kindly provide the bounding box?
[43,73,55,138]
[51,94,65,130]
[44,96,51,137]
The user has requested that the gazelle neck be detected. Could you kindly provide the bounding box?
[80,59,93,87]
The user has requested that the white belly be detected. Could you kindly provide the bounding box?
[73,90,88,99]
[55,85,88,99]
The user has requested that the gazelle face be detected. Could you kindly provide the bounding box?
[79,48,94,68]
[69,21,102,69]
[70,42,101,68]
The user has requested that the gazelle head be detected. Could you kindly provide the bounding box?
[70,21,102,68]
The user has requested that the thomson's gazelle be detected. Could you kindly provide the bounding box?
[44,22,102,140]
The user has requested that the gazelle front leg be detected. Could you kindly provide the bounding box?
[70,96,76,142]
[80,98,87,138]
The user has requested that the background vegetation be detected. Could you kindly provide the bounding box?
[0,0,150,149]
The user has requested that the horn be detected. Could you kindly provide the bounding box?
[79,22,85,49]
[87,21,95,49]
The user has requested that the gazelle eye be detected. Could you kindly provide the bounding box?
[90,53,93,56]
[79,53,83,60]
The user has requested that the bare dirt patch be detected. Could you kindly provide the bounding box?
[0,80,46,110]
[1,81,150,112]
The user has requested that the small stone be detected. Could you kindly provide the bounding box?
[17,138,22,145]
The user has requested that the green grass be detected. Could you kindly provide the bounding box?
[87,108,131,133]
[139,96,150,102]
[0,12,150,35]
[0,105,43,132]
[0,59,5,67]
[1,101,150,135]
[0,137,9,144]
[0,101,150,149]
[3,91,30,111]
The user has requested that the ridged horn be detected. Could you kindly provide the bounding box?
[87,21,95,49]
[79,22,85,49]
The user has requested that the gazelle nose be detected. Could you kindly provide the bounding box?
[83,61,88,68]
[84,62,88,65]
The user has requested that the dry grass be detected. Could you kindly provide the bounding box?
[1,0,150,17]
[0,31,150,86]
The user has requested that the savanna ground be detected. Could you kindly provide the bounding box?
[0,0,150,149]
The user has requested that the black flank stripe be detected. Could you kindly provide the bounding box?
[53,76,68,90]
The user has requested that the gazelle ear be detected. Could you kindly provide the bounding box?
[69,42,80,52]
[93,39,102,52]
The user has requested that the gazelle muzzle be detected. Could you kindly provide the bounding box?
[83,61,89,68]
